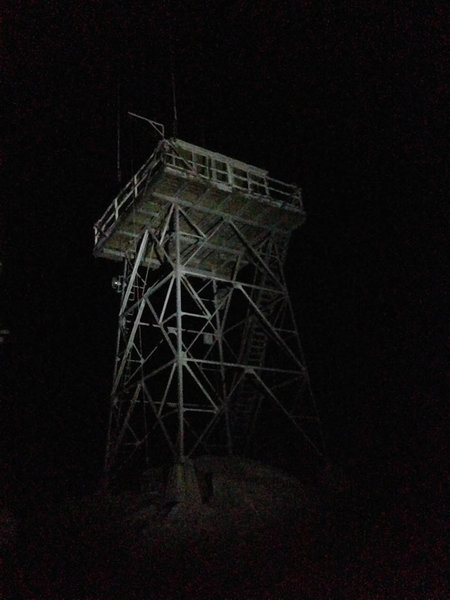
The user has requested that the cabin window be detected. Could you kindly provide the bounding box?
[174,148,193,171]
[212,160,228,184]
[233,167,248,191]
[194,152,209,178]
[249,172,267,195]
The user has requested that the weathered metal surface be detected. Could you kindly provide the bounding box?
[95,137,323,481]
[94,138,305,278]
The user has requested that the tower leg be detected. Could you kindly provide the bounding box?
[165,461,202,506]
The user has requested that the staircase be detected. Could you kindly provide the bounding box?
[119,275,145,389]
[230,240,286,453]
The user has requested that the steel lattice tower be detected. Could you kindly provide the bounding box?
[94,136,324,481]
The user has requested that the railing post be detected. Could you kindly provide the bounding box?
[227,163,234,188]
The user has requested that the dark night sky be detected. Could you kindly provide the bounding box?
[2,1,447,499]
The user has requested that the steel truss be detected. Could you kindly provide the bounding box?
[95,138,324,480]
[104,214,322,479]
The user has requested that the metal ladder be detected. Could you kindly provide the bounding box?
[120,277,145,389]
[230,242,283,453]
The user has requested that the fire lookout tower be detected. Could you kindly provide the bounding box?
[94,131,324,482]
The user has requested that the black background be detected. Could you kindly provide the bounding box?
[2,1,447,505]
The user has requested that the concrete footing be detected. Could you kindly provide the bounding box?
[164,461,202,506]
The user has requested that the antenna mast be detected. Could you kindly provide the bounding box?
[165,0,178,138]
[171,69,178,139]
[116,81,122,184]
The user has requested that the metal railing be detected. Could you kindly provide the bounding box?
[164,144,302,206]
[94,139,303,247]
[94,140,167,246]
